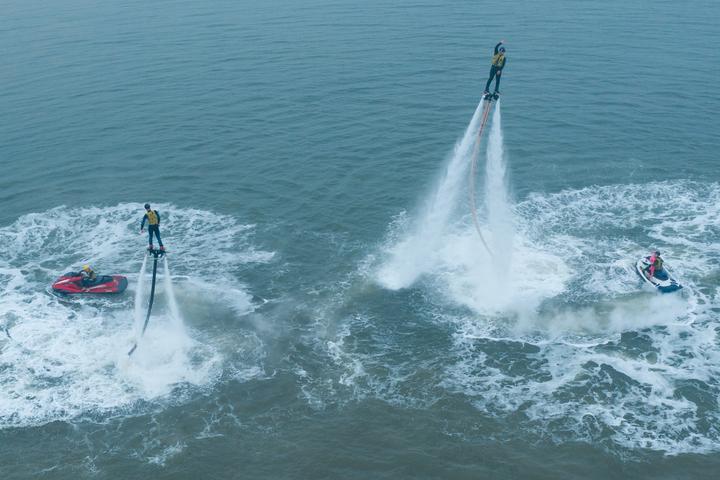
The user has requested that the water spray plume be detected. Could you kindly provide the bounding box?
[132,255,148,337]
[377,103,484,289]
[163,256,185,331]
[469,99,495,257]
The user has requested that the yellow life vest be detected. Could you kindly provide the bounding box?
[81,269,96,280]
[146,210,159,225]
[491,53,505,68]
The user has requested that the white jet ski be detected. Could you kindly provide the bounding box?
[635,256,682,293]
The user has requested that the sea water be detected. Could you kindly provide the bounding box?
[1,0,719,478]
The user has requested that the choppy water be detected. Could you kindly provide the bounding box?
[2,0,720,478]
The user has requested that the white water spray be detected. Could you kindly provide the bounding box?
[132,255,148,337]
[128,254,186,356]
[162,256,185,331]
[376,99,522,313]
[0,205,261,427]
[442,101,519,313]
[484,103,514,279]
[378,102,484,289]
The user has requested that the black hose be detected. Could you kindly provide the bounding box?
[140,255,159,335]
[128,254,160,356]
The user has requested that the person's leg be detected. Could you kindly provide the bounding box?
[484,66,497,92]
[147,228,154,248]
[494,71,502,92]
[153,226,164,248]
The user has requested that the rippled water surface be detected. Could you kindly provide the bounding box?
[2,0,720,478]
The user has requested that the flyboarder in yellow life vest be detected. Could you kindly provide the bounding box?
[140,203,165,251]
[483,40,507,98]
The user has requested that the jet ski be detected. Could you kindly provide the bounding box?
[52,272,128,294]
[635,257,682,293]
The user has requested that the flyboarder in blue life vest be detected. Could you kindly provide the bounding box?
[140,203,165,252]
[483,40,506,97]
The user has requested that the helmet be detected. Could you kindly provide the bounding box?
[654,250,661,256]
[499,46,506,53]
[82,264,92,272]
[144,203,151,210]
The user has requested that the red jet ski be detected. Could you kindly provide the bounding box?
[52,272,128,294]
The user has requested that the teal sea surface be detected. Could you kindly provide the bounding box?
[2,0,720,478]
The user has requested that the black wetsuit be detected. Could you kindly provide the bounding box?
[140,210,164,248]
[484,42,507,93]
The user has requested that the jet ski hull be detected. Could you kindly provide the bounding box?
[635,258,682,293]
[52,274,128,294]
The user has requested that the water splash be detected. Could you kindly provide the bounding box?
[469,99,496,257]
[484,103,514,293]
[0,204,268,428]
[162,256,185,331]
[377,102,484,290]
[376,100,566,315]
[132,254,148,338]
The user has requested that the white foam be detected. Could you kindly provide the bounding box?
[376,102,569,315]
[440,181,720,454]
[370,103,720,454]
[0,204,272,428]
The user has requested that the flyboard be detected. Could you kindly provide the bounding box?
[128,248,166,356]
[468,91,500,256]
[635,256,682,293]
